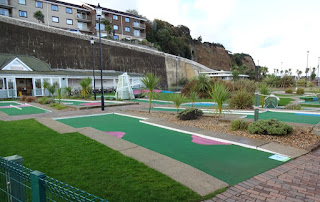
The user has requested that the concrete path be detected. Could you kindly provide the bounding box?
[211,147,320,202]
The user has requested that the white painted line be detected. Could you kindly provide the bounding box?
[27,104,52,113]
[256,147,290,158]
[139,120,259,150]
[136,99,173,103]
[10,104,22,110]
[114,112,149,120]
[53,113,113,120]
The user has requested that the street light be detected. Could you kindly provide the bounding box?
[318,57,320,86]
[90,37,96,100]
[96,3,104,110]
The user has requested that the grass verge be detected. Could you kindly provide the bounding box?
[0,119,222,201]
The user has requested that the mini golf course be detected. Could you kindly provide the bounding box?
[57,113,285,185]
[0,102,50,116]
[57,99,118,106]
[132,99,173,105]
[246,111,320,124]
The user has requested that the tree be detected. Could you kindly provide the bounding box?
[197,36,202,43]
[80,77,92,98]
[141,73,161,113]
[64,86,72,98]
[33,11,44,23]
[209,82,230,118]
[232,69,240,81]
[190,91,198,107]
[311,67,316,80]
[57,88,62,104]
[170,94,186,113]
[101,19,113,37]
[47,82,58,97]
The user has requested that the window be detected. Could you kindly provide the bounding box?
[95,23,105,31]
[125,27,130,32]
[51,4,58,11]
[134,30,140,37]
[52,16,59,23]
[66,19,73,25]
[113,25,118,30]
[18,0,26,5]
[113,35,119,40]
[113,15,118,20]
[125,17,129,22]
[78,22,84,30]
[0,78,4,89]
[66,7,72,14]
[134,21,140,27]
[19,10,27,18]
[35,1,42,8]
[0,8,9,16]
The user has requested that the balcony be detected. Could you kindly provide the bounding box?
[0,0,14,9]
[133,22,145,30]
[77,13,91,22]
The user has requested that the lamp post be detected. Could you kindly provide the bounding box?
[175,56,178,91]
[306,51,309,87]
[96,3,104,110]
[317,57,320,86]
[90,37,96,100]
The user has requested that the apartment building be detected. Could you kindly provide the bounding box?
[0,0,147,40]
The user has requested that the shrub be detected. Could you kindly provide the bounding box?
[248,119,293,135]
[25,96,37,103]
[296,88,304,95]
[230,119,249,131]
[307,81,314,87]
[285,88,293,93]
[285,104,302,110]
[297,79,306,87]
[49,103,67,110]
[170,93,186,113]
[20,96,26,101]
[229,90,253,109]
[177,108,203,120]
[37,97,55,104]
[134,93,145,98]
[232,80,256,94]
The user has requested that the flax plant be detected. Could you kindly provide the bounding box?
[141,73,161,113]
[170,93,186,114]
[209,82,230,118]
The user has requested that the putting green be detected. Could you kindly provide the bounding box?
[57,100,117,106]
[246,111,320,124]
[132,99,172,105]
[0,102,49,116]
[58,114,283,185]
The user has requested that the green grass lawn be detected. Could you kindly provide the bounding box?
[274,94,300,97]
[0,119,220,201]
[155,93,213,103]
[278,98,294,106]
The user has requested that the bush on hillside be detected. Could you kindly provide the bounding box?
[285,88,293,93]
[177,108,203,120]
[230,119,249,131]
[229,90,254,109]
[296,88,304,95]
[248,119,293,135]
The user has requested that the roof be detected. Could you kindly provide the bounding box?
[0,53,52,72]
[0,69,142,77]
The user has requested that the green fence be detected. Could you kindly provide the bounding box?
[0,156,107,202]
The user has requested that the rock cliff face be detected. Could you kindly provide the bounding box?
[191,42,255,71]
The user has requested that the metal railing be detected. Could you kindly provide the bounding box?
[0,156,108,202]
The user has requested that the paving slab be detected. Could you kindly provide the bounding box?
[258,142,308,158]
[36,118,80,134]
[79,127,139,151]
[311,122,320,136]
[121,146,228,196]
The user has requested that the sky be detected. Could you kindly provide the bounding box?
[68,0,320,75]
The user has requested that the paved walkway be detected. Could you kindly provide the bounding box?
[211,147,320,202]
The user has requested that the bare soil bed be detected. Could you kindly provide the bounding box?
[132,111,320,150]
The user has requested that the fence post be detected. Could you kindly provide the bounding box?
[254,93,259,121]
[30,171,46,202]
[4,155,25,202]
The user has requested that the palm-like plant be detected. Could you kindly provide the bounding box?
[141,73,161,113]
[209,82,230,118]
[190,91,198,107]
[47,82,58,97]
[80,77,92,98]
[64,86,72,98]
[170,94,186,114]
[259,83,270,108]
[57,88,62,104]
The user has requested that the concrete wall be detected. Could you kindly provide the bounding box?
[0,15,212,88]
